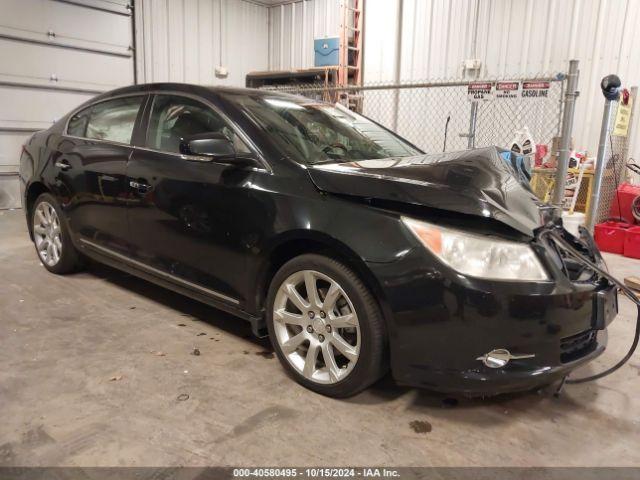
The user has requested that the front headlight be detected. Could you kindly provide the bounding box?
[401,217,549,281]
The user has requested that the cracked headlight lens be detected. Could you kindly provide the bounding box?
[402,217,549,281]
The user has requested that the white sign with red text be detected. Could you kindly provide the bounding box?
[495,81,520,99]
[521,81,550,99]
[467,82,494,101]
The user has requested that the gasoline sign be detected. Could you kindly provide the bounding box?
[468,82,494,101]
[521,81,550,98]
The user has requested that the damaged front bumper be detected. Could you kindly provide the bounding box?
[370,225,617,396]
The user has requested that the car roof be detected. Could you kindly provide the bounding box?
[99,82,307,103]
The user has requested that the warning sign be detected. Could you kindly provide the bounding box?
[468,82,494,101]
[613,97,633,137]
[521,81,550,98]
[496,81,520,99]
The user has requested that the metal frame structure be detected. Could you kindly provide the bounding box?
[338,0,362,87]
[552,60,580,208]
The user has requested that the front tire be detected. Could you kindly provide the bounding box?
[31,193,83,274]
[266,254,387,398]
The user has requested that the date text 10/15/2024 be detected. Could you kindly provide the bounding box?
[233,468,401,478]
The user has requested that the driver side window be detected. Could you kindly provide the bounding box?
[146,95,251,155]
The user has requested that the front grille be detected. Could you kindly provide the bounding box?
[560,329,597,363]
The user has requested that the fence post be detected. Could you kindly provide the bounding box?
[585,75,622,232]
[552,60,580,207]
[467,101,478,149]
[391,0,404,131]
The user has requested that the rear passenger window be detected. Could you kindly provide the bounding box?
[83,96,144,144]
[67,106,91,137]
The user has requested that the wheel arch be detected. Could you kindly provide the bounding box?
[24,182,50,239]
[253,231,393,332]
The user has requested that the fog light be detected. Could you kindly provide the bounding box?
[476,349,535,369]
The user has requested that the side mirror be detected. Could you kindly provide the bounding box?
[180,132,235,159]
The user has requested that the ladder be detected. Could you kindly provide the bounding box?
[338,0,363,110]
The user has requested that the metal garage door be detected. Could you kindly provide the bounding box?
[0,0,134,209]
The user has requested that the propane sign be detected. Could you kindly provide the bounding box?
[468,82,493,101]
[521,81,550,98]
[496,81,520,99]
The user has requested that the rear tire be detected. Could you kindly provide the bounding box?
[266,254,387,398]
[31,193,84,274]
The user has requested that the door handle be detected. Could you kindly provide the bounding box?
[129,180,152,193]
[54,160,72,171]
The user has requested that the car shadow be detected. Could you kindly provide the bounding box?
[367,374,640,437]
[81,260,615,421]
[84,260,271,350]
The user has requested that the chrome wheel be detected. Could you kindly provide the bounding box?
[273,270,360,384]
[33,201,62,267]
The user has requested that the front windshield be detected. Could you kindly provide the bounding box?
[225,93,422,164]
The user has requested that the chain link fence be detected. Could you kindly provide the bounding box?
[261,74,567,156]
[258,63,640,234]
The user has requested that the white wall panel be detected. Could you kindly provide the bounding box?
[1,0,134,207]
[0,0,132,56]
[0,39,133,90]
[0,133,31,171]
[134,0,269,86]
[0,87,95,131]
[364,0,640,162]
[0,86,94,170]
[267,0,341,70]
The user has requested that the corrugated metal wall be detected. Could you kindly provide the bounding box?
[134,0,269,86]
[364,0,640,164]
[267,0,341,70]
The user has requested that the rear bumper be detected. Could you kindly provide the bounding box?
[368,245,614,396]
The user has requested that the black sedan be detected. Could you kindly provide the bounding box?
[19,83,616,397]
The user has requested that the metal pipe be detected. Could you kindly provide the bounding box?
[391,0,403,131]
[552,59,580,207]
[467,101,478,149]
[130,1,138,85]
[585,74,622,232]
[277,75,562,94]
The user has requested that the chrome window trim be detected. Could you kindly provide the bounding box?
[63,89,272,174]
[58,135,270,174]
[79,238,240,305]
[62,134,137,150]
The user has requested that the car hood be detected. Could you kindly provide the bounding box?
[307,146,548,237]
